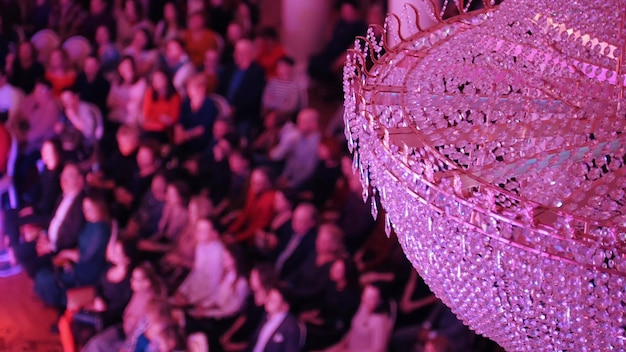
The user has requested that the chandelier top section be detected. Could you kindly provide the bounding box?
[345,0,626,255]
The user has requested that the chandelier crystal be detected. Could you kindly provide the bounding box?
[343,0,626,350]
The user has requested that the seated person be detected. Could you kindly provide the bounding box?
[137,180,190,255]
[82,263,165,352]
[272,203,318,280]
[58,87,101,160]
[34,195,111,309]
[326,284,394,352]
[173,74,218,159]
[179,245,249,350]
[13,163,85,277]
[224,167,276,245]
[169,219,225,309]
[182,11,220,68]
[106,56,147,128]
[44,48,77,98]
[74,55,111,116]
[247,285,302,352]
[262,56,304,116]
[124,172,167,240]
[272,108,321,190]
[141,69,181,143]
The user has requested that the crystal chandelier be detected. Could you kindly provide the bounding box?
[343,0,626,350]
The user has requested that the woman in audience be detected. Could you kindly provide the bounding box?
[170,218,225,311]
[141,69,181,143]
[201,48,221,95]
[284,223,348,312]
[225,167,276,245]
[252,188,294,260]
[160,193,213,288]
[327,284,394,352]
[115,0,154,48]
[182,245,249,349]
[122,28,159,77]
[94,24,120,75]
[34,195,112,309]
[45,48,77,97]
[302,258,361,350]
[9,41,44,94]
[173,74,218,159]
[154,1,184,50]
[59,239,134,351]
[121,297,177,352]
[107,56,147,128]
[82,263,165,352]
[138,180,190,257]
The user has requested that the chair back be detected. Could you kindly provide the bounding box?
[62,36,92,68]
[31,29,60,63]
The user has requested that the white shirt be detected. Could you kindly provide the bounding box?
[252,312,288,352]
[47,193,78,251]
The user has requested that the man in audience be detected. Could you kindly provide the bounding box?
[247,285,301,352]
[272,108,321,190]
[13,163,85,277]
[13,78,60,156]
[272,202,318,280]
[218,38,265,141]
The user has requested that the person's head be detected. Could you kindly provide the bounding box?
[203,48,220,71]
[316,223,345,257]
[228,149,250,174]
[249,167,272,195]
[82,194,109,223]
[150,172,168,200]
[339,0,360,23]
[95,25,113,45]
[130,263,163,294]
[165,38,185,65]
[329,258,347,284]
[166,180,191,207]
[163,1,180,23]
[106,239,134,266]
[264,286,291,317]
[123,0,143,22]
[250,263,275,304]
[212,118,231,140]
[116,125,140,156]
[143,298,174,344]
[136,142,159,171]
[361,284,385,314]
[40,138,63,170]
[17,41,37,64]
[48,48,71,71]
[90,0,109,15]
[188,11,206,31]
[188,194,213,222]
[118,56,138,83]
[292,203,317,235]
[60,163,84,194]
[296,108,320,135]
[213,138,233,162]
[233,39,255,70]
[194,218,218,243]
[185,73,207,102]
[226,21,244,44]
[33,77,53,101]
[150,69,175,98]
[275,56,295,81]
[83,55,101,79]
[59,87,80,110]
[131,28,154,51]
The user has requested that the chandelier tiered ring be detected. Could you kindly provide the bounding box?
[343,0,626,350]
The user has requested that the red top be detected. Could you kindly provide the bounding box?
[142,88,181,132]
[228,189,277,243]
[0,125,11,175]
